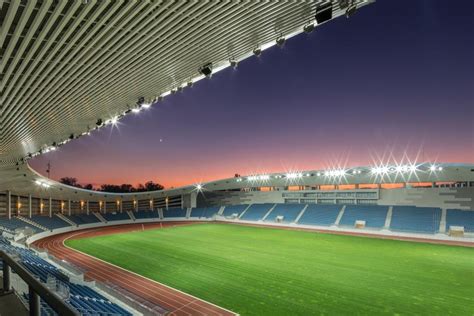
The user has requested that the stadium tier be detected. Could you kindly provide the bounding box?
[390,206,442,234]
[134,210,160,219]
[67,214,101,225]
[163,208,187,218]
[264,204,305,223]
[446,209,474,233]
[240,204,275,221]
[339,205,389,228]
[190,207,220,218]
[222,204,249,217]
[0,237,132,316]
[297,204,342,226]
[102,212,131,222]
[31,215,71,230]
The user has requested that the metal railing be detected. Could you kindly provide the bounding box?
[1,250,78,316]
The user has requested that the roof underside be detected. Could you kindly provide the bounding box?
[0,0,373,166]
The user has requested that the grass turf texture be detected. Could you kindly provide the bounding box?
[65,223,474,315]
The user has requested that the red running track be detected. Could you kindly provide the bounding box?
[33,222,237,316]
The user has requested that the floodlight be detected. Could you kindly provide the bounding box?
[142,103,151,109]
[199,63,213,77]
[304,24,315,33]
[276,37,286,47]
[196,184,202,190]
[253,48,262,57]
[409,165,417,172]
[438,166,443,171]
[430,165,436,171]
[132,108,141,113]
[230,59,238,69]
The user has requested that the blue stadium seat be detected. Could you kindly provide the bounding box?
[0,217,40,233]
[67,214,100,225]
[1,236,132,316]
[265,204,305,223]
[339,205,388,228]
[103,212,131,221]
[190,207,220,218]
[134,210,160,219]
[446,209,474,232]
[390,206,441,234]
[297,204,342,226]
[240,204,274,221]
[162,208,187,218]
[31,215,71,230]
[222,205,249,217]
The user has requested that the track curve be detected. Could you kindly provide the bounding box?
[33,222,236,316]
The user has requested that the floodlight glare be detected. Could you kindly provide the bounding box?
[438,166,443,171]
[196,184,202,190]
[132,108,141,113]
[142,103,151,109]
[430,165,436,171]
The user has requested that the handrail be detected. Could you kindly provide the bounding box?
[0,250,78,316]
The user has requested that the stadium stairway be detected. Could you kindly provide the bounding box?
[93,212,107,223]
[439,209,447,233]
[384,206,393,229]
[334,205,346,226]
[294,205,309,224]
[217,206,225,215]
[127,211,136,221]
[238,204,252,219]
[17,215,48,231]
[261,204,277,221]
[56,213,77,227]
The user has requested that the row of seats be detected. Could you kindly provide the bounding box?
[2,205,472,236]
[0,237,132,316]
[226,204,473,235]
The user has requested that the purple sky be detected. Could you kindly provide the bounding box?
[30,0,474,188]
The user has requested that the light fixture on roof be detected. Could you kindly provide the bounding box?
[286,172,302,179]
[276,37,286,47]
[345,1,358,18]
[304,23,315,33]
[230,59,238,69]
[429,165,437,171]
[142,103,151,109]
[199,63,213,78]
[132,107,141,113]
[438,166,443,171]
[253,48,262,57]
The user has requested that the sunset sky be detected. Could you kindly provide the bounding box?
[30,0,474,188]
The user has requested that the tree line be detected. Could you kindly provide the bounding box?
[59,177,164,193]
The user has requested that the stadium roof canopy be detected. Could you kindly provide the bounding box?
[0,0,373,167]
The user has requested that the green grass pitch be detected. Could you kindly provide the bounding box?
[66,223,474,315]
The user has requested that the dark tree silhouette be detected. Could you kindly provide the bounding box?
[59,177,80,187]
[59,177,164,192]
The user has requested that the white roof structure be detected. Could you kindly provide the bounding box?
[1,0,373,166]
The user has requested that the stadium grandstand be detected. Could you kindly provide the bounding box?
[1,1,473,316]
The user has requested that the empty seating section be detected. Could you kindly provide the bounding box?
[265,204,304,223]
[222,204,249,217]
[103,212,131,221]
[390,206,441,233]
[67,214,100,225]
[240,204,274,221]
[298,204,342,226]
[163,208,187,218]
[134,210,160,219]
[0,236,132,316]
[190,207,220,218]
[31,215,71,230]
[339,205,388,228]
[446,209,474,232]
[0,217,39,233]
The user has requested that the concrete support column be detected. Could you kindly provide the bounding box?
[135,199,138,212]
[28,194,32,218]
[86,200,90,215]
[40,198,43,214]
[120,200,123,213]
[49,197,52,218]
[68,200,71,216]
[103,200,107,214]
[7,191,11,219]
